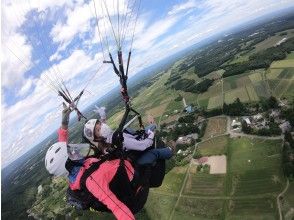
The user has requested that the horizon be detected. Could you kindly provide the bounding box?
[2,0,294,168]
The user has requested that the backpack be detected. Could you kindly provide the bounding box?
[66,154,149,213]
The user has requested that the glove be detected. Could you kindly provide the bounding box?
[93,106,106,121]
[147,129,155,140]
[62,103,71,126]
[112,130,124,148]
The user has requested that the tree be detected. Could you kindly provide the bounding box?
[268,96,278,109]
[242,120,252,134]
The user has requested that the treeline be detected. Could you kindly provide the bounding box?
[282,132,294,178]
[171,78,214,93]
[223,37,294,77]
[202,96,281,117]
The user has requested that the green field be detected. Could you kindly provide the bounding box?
[198,135,229,156]
[253,81,271,98]
[144,193,177,220]
[286,51,294,59]
[152,166,187,194]
[225,87,250,104]
[173,197,224,220]
[183,173,226,196]
[277,68,294,79]
[274,79,292,98]
[245,84,259,101]
[267,68,283,79]
[156,136,286,220]
[226,197,277,220]
[270,60,294,68]
[249,71,263,82]
[207,95,223,110]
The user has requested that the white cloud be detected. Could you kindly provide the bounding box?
[50,3,92,47]
[1,33,33,88]
[17,78,34,97]
[168,0,198,15]
[132,15,180,51]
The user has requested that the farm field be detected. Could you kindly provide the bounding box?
[226,197,277,220]
[164,136,285,220]
[203,117,227,139]
[270,60,294,68]
[224,87,250,104]
[267,68,294,98]
[281,182,294,220]
[173,197,224,220]
[207,95,223,110]
[252,29,294,52]
[183,173,226,196]
[286,51,294,59]
[198,135,229,156]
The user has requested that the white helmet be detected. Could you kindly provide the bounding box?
[45,142,68,177]
[84,119,113,144]
[84,119,97,142]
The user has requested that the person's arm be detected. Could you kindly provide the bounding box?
[123,131,154,151]
[85,163,135,220]
[58,103,71,142]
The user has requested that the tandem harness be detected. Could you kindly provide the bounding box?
[66,154,149,214]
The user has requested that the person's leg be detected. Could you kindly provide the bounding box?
[137,148,173,165]
[124,127,137,135]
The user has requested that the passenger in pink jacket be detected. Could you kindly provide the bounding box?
[45,104,137,220]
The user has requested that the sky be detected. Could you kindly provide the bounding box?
[2,0,294,168]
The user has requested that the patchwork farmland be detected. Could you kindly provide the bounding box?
[143,136,285,220]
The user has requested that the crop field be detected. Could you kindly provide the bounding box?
[277,68,294,79]
[145,193,177,220]
[197,82,222,100]
[163,99,184,115]
[132,70,171,110]
[197,97,209,109]
[224,75,238,90]
[245,84,259,101]
[224,87,250,104]
[248,70,263,83]
[273,79,292,98]
[203,117,227,139]
[286,51,294,59]
[180,91,198,106]
[282,80,294,100]
[228,137,283,173]
[236,75,251,87]
[183,173,226,196]
[253,81,271,98]
[270,59,294,68]
[173,197,224,220]
[146,102,170,118]
[198,135,229,156]
[223,80,232,92]
[226,197,277,220]
[152,166,187,194]
[228,137,285,197]
[253,29,294,52]
[267,68,283,79]
[207,95,223,110]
